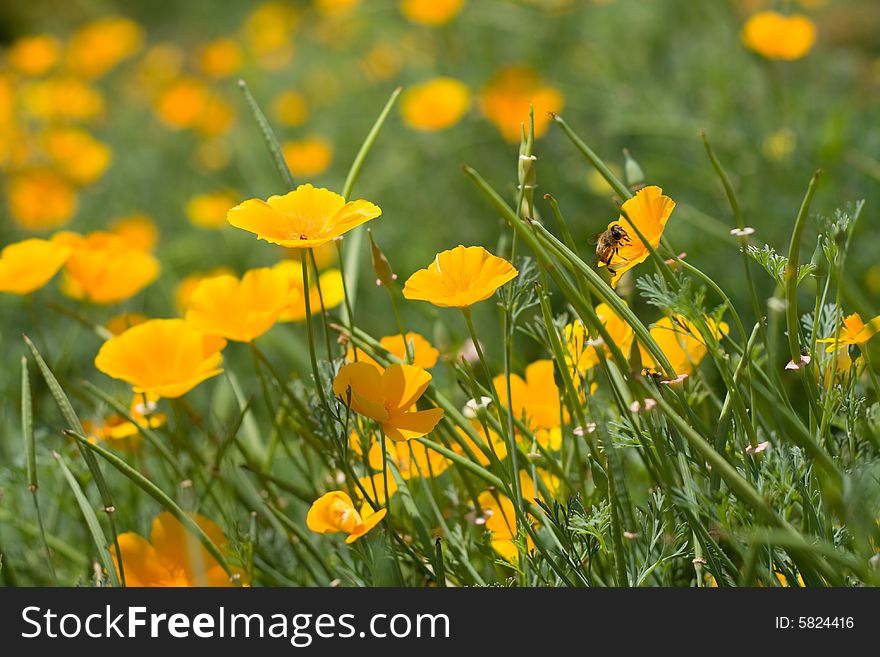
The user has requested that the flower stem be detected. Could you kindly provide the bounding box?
[301,256,330,411]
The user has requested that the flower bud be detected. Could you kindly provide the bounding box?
[368,229,397,287]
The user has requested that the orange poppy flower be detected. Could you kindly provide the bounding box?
[185,267,291,342]
[347,332,440,369]
[281,137,333,178]
[350,430,451,479]
[400,78,470,132]
[174,267,235,313]
[479,66,564,142]
[598,185,675,288]
[565,301,635,375]
[307,491,387,544]
[66,16,144,79]
[639,316,729,376]
[453,423,507,466]
[113,511,240,586]
[742,11,816,61]
[6,35,61,76]
[333,362,444,442]
[227,184,382,249]
[402,245,518,308]
[0,238,72,295]
[94,319,226,399]
[6,168,78,230]
[41,126,111,186]
[817,313,880,352]
[109,214,159,252]
[492,360,564,430]
[400,0,466,25]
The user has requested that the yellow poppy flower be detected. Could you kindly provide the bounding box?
[185,267,292,342]
[347,332,440,369]
[0,238,72,295]
[105,312,149,335]
[597,185,676,288]
[227,183,382,249]
[83,393,166,450]
[401,78,470,132]
[453,423,507,465]
[742,11,816,61]
[400,0,466,25]
[357,471,398,506]
[56,231,159,304]
[243,2,297,70]
[493,360,564,431]
[477,487,535,562]
[154,77,210,130]
[19,76,104,123]
[109,214,159,252]
[479,66,564,142]
[41,126,111,186]
[333,362,444,442]
[94,319,226,399]
[272,90,310,126]
[817,313,880,352]
[271,260,345,321]
[174,267,235,313]
[565,301,635,375]
[66,16,144,79]
[640,316,729,376]
[113,511,240,587]
[350,431,451,479]
[7,168,78,230]
[402,245,518,308]
[197,38,243,78]
[186,190,239,229]
[7,35,61,76]
[281,136,333,178]
[307,491,387,544]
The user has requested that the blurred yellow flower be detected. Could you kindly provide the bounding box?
[350,430,451,479]
[403,245,518,308]
[0,238,72,295]
[186,190,239,229]
[7,34,60,76]
[20,76,104,122]
[598,185,676,288]
[401,77,470,132]
[185,267,292,342]
[640,316,729,375]
[83,393,165,450]
[480,66,564,142]
[477,489,533,561]
[453,423,507,465]
[357,471,398,506]
[333,362,444,442]
[742,11,816,61]
[67,16,144,79]
[154,77,232,135]
[271,260,345,321]
[314,0,361,15]
[105,312,149,335]
[41,126,111,186]
[493,360,564,431]
[400,0,466,25]
[194,94,235,138]
[7,168,78,230]
[134,43,185,94]
[56,231,159,304]
[174,267,235,313]
[817,312,880,352]
[95,318,226,399]
[244,2,298,70]
[227,183,382,249]
[307,491,386,544]
[347,332,440,369]
[360,42,402,82]
[272,90,310,126]
[565,302,635,375]
[197,38,243,78]
[109,214,159,252]
[113,511,239,586]
[282,136,333,177]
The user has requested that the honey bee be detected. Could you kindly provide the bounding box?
[595,223,631,269]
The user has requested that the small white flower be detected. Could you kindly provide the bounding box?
[730,227,755,237]
[463,396,493,419]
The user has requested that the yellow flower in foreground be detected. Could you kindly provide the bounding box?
[347,332,440,370]
[67,16,143,79]
[197,38,243,78]
[565,302,635,375]
[282,137,333,178]
[307,491,387,544]
[113,511,238,586]
[7,35,61,76]
[41,126,111,185]
[742,11,816,61]
[480,66,564,142]
[401,77,470,132]
[817,313,880,352]
[0,238,72,295]
[333,362,444,442]
[186,190,239,229]
[351,431,451,479]
[403,245,518,308]
[185,268,291,342]
[640,316,729,376]
[57,231,160,304]
[400,0,466,25]
[271,260,345,321]
[110,214,159,252]
[227,183,382,248]
[95,319,226,399]
[7,168,78,230]
[493,360,564,430]
[598,185,676,288]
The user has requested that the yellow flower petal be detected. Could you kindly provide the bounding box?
[0,238,72,295]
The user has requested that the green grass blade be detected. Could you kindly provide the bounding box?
[238,79,295,189]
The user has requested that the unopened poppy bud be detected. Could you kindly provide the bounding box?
[623,148,645,190]
[368,229,397,287]
[810,236,828,278]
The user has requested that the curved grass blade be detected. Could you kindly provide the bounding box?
[238,79,295,189]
